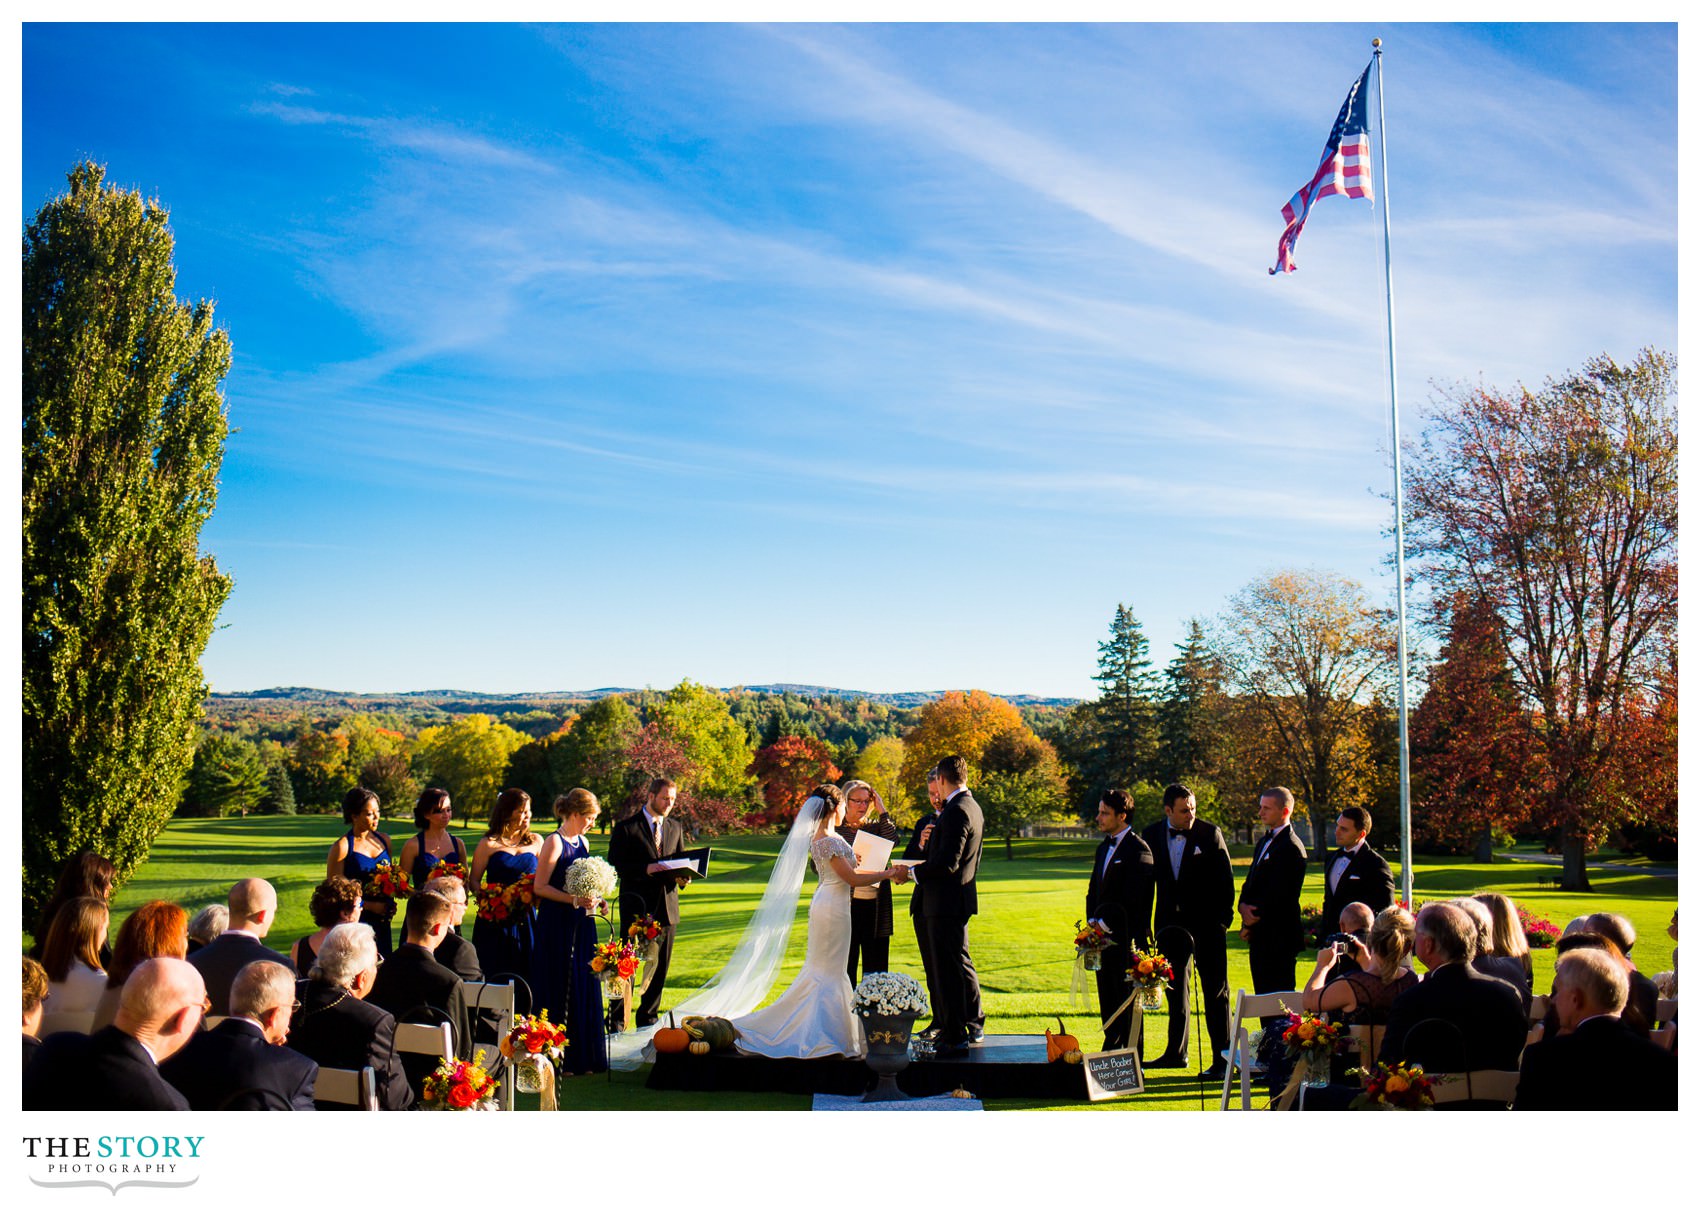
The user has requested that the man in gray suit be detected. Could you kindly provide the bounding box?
[913,754,984,1057]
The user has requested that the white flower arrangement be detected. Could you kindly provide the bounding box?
[852,971,929,1018]
[563,856,618,903]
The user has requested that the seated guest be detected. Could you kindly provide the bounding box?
[1454,896,1528,1005]
[1303,907,1419,1023]
[189,878,294,1015]
[1537,932,1645,1040]
[1327,902,1377,977]
[40,896,111,1032]
[291,877,363,973]
[22,957,205,1110]
[1562,915,1591,937]
[369,892,473,1081]
[186,903,229,956]
[23,956,48,1068]
[1585,912,1661,1035]
[1474,892,1534,993]
[423,875,482,982]
[93,901,188,1031]
[162,960,317,1111]
[30,851,116,966]
[1515,949,1677,1110]
[288,923,412,1110]
[1379,902,1525,1074]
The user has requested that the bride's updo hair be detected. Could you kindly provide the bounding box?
[808,785,843,820]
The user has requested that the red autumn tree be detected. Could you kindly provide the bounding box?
[616,722,747,839]
[747,734,842,826]
[1409,593,1534,860]
[1403,349,1677,889]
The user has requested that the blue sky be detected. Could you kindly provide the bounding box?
[21,22,1677,699]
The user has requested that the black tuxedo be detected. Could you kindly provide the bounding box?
[160,1016,318,1110]
[1238,825,1308,1001]
[1141,817,1235,1063]
[1318,841,1395,937]
[913,789,985,1047]
[902,811,940,1023]
[1514,1015,1677,1110]
[1378,961,1526,1074]
[188,931,295,1015]
[607,809,689,1022]
[436,929,483,984]
[23,1025,191,1111]
[367,941,474,1075]
[288,979,413,1110]
[1086,829,1155,1050]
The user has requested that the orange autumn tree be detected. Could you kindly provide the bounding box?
[897,690,1028,811]
[746,734,842,827]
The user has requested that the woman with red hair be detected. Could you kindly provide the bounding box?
[92,901,189,1030]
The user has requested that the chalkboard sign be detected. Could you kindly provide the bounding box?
[1082,1048,1144,1101]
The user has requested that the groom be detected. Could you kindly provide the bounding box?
[913,754,984,1057]
[607,777,694,1028]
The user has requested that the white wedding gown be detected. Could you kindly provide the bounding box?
[731,834,867,1060]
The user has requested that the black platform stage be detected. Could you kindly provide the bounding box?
[646,1034,1089,1101]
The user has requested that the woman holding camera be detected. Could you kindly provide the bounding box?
[1302,905,1419,1024]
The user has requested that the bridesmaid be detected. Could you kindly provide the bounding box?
[326,786,396,958]
[470,788,542,991]
[532,788,608,1075]
[399,787,468,888]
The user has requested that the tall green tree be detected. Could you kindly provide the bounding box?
[23,163,233,916]
[550,697,640,813]
[180,734,268,818]
[414,714,529,827]
[1158,618,1226,786]
[651,680,755,802]
[257,755,297,815]
[1094,605,1162,789]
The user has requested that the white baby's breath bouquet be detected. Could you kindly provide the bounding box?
[852,971,928,1018]
[563,856,618,903]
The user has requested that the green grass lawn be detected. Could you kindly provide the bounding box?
[99,815,1677,1112]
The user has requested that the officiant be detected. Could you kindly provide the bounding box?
[836,780,899,985]
[607,777,693,1028]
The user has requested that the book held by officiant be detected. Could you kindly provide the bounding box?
[655,847,712,879]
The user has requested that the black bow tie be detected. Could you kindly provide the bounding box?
[1168,828,1187,840]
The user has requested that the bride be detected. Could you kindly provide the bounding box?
[732,786,908,1059]
[606,784,906,1069]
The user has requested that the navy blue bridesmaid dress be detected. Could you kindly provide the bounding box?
[534,835,608,1074]
[341,831,395,958]
[409,831,468,886]
[473,848,537,990]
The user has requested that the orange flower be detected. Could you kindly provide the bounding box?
[1385,1075,1410,1094]
[447,1082,478,1108]
[590,957,606,973]
[1136,959,1155,976]
[499,1036,514,1058]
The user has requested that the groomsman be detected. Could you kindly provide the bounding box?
[1318,807,1394,939]
[607,777,695,1027]
[913,755,984,1057]
[1141,783,1235,1077]
[1085,789,1154,1052]
[904,766,943,1036]
[1238,787,1307,1049]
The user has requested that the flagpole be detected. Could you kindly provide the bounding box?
[1373,38,1415,908]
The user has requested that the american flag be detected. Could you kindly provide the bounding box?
[1270,63,1375,274]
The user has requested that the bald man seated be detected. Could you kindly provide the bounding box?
[23,957,205,1110]
[189,878,295,1015]
[1515,949,1676,1111]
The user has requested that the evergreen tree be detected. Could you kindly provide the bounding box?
[258,756,297,815]
[23,163,233,915]
[1093,605,1162,789]
[1158,618,1225,784]
[181,734,268,818]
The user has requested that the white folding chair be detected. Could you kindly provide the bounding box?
[1528,993,1548,1024]
[1650,1022,1677,1052]
[1219,989,1304,1110]
[464,979,517,1110]
[394,1021,454,1069]
[38,1008,98,1037]
[313,1065,379,1110]
[1655,997,1677,1027]
[1429,1069,1520,1108]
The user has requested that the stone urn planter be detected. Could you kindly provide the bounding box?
[860,1012,918,1103]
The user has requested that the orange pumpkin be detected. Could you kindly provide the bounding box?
[653,1013,691,1055]
[1045,1016,1080,1063]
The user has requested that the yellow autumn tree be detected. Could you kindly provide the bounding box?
[897,689,1029,809]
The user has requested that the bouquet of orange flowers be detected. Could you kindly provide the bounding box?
[504,879,536,913]
[475,883,514,923]
[627,914,663,959]
[364,863,408,918]
[1125,946,1174,990]
[590,938,641,987]
[501,1010,568,1067]
[1280,1011,1346,1067]
[426,859,469,888]
[420,1058,499,1110]
[1348,1060,1435,1110]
